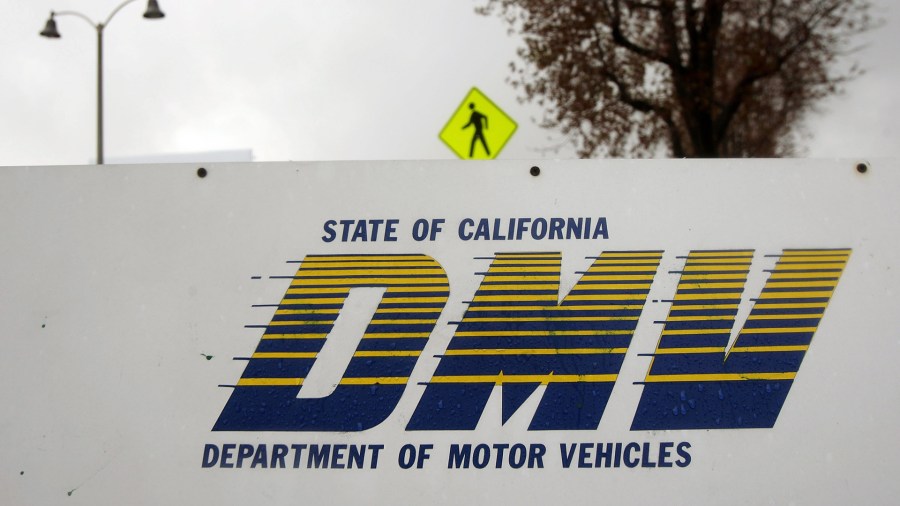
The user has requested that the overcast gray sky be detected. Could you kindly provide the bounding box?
[1,0,897,166]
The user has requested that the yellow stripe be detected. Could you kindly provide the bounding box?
[279,286,348,294]
[266,321,332,327]
[286,285,446,293]
[676,283,746,289]
[668,304,739,310]
[781,250,850,256]
[369,319,437,324]
[251,352,317,359]
[476,284,560,291]
[680,274,748,281]
[455,330,632,337]
[363,332,432,338]
[774,263,847,270]
[561,294,652,301]
[481,276,561,282]
[684,258,752,264]
[687,252,753,258]
[378,297,448,303]
[237,376,412,386]
[748,302,827,309]
[275,309,341,315]
[662,328,730,335]
[644,373,796,382]
[757,291,835,299]
[238,378,304,386]
[339,377,409,385]
[304,255,430,261]
[773,255,850,262]
[580,275,657,281]
[740,327,818,334]
[653,345,810,355]
[278,297,347,304]
[429,374,617,384]
[262,333,327,339]
[292,277,447,286]
[654,347,723,354]
[682,265,750,272]
[486,267,563,273]
[353,351,422,357]
[443,348,628,356]
[765,281,838,288]
[583,266,660,272]
[295,268,445,277]
[673,293,742,301]
[587,259,662,265]
[466,304,646,311]
[490,260,561,265]
[389,286,448,293]
[599,252,663,258]
[767,272,843,279]
[376,307,446,313]
[730,345,809,353]
[461,316,638,322]
[747,314,822,320]
[269,320,334,327]
[299,261,438,268]
[570,283,652,290]
[473,295,559,302]
[664,316,735,322]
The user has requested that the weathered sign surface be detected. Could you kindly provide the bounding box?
[1,159,897,505]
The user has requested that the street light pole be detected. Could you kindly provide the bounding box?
[97,24,104,165]
[40,0,165,165]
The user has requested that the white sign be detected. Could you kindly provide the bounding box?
[1,159,897,505]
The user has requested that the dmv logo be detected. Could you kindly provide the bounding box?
[214,249,849,432]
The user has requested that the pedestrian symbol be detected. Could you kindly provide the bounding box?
[439,87,517,160]
[464,103,490,157]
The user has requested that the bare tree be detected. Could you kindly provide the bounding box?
[479,0,875,157]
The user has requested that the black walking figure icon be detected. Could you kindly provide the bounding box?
[463,102,490,158]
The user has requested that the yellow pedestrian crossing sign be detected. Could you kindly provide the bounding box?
[439,87,517,160]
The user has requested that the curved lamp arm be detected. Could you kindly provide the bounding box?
[104,0,141,27]
[52,10,100,30]
[49,0,156,31]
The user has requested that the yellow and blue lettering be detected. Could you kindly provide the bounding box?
[214,248,849,433]
[407,251,662,430]
[213,254,449,431]
[631,249,850,429]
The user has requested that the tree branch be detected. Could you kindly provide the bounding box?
[604,0,680,67]
[714,1,840,136]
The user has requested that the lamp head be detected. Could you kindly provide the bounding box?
[40,13,61,38]
[143,0,165,19]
